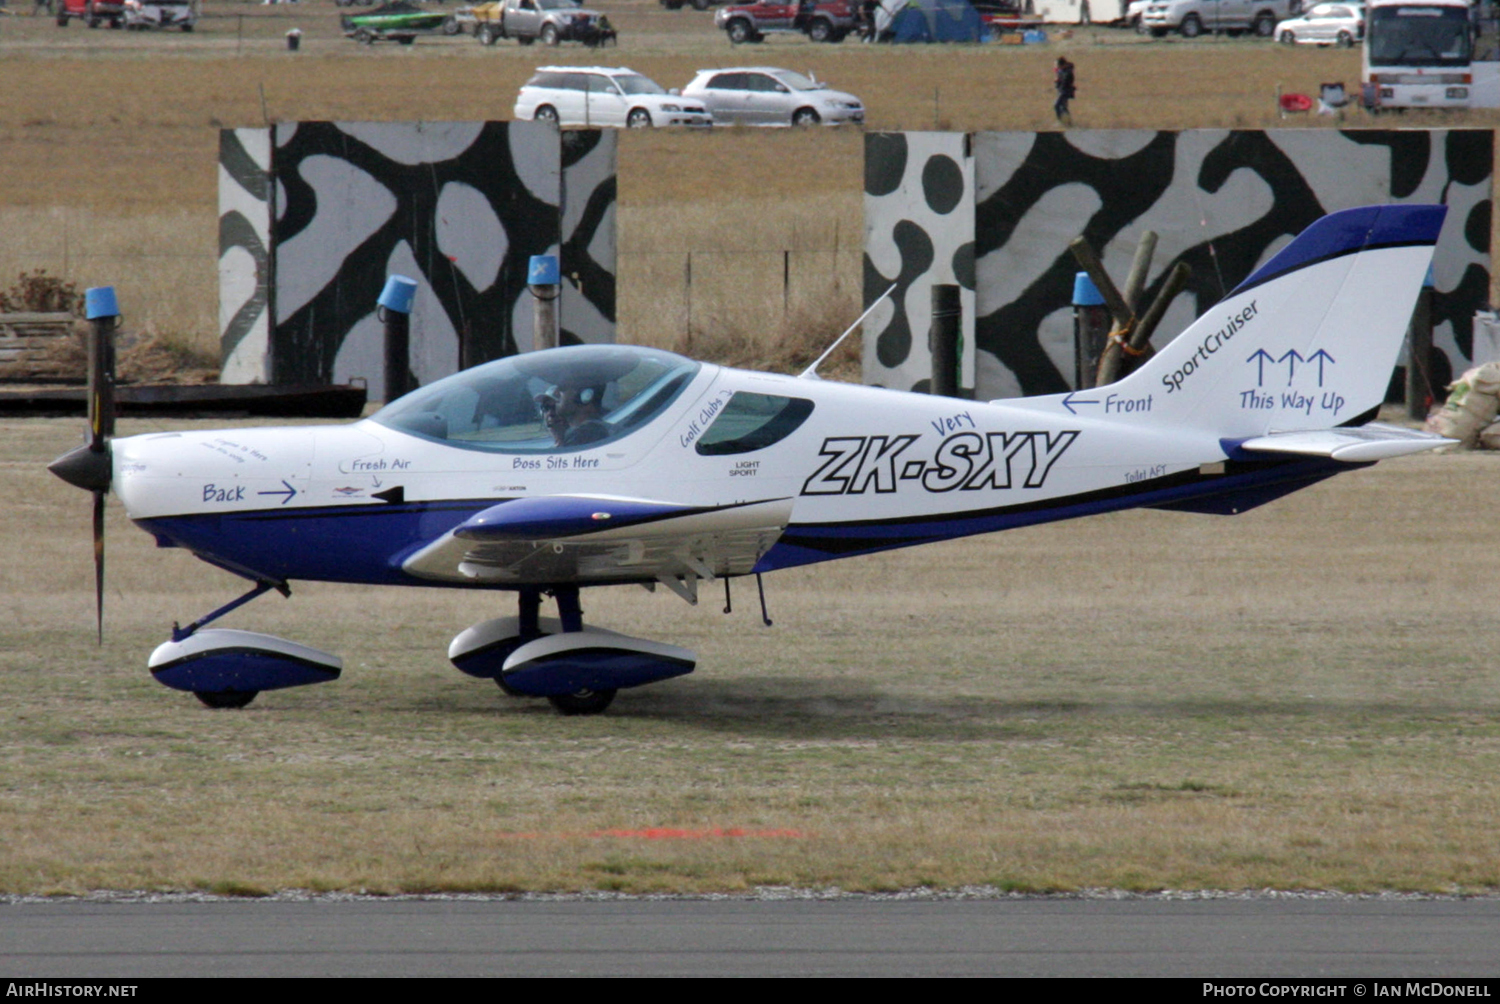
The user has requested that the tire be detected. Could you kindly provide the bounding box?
[534,105,559,124]
[196,690,258,710]
[807,16,832,41]
[442,15,460,34]
[792,107,821,126]
[1253,13,1274,37]
[547,688,616,715]
[726,17,752,43]
[56,14,67,25]
[541,22,559,45]
[627,108,653,128]
[477,23,495,43]
[398,34,415,44]
[517,33,534,44]
[1336,29,1352,47]
[109,15,120,27]
[1280,28,1295,43]
[180,22,192,30]
[690,0,709,8]
[354,27,373,43]
[664,0,683,7]
[1179,13,1201,37]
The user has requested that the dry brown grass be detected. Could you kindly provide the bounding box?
[3,12,1500,895]
[3,6,1496,370]
[5,417,1500,894]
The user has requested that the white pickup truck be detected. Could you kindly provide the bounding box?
[1140,0,1300,36]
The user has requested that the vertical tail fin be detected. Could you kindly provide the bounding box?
[1109,204,1446,438]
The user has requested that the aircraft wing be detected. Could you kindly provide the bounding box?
[401,494,794,596]
[1233,423,1455,463]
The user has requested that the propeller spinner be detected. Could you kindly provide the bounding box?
[47,286,119,643]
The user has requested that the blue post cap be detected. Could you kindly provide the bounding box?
[85,286,119,320]
[528,254,560,286]
[1072,272,1105,307]
[377,275,418,314]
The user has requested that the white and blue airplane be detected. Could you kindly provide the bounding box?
[50,204,1454,714]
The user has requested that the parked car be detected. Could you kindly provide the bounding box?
[1140,0,1300,37]
[54,0,126,28]
[714,0,859,43]
[682,67,864,126]
[122,0,196,29]
[1275,1,1363,44]
[515,67,714,128]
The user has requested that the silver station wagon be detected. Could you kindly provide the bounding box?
[514,66,713,128]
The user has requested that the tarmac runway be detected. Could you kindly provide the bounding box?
[4,894,1500,977]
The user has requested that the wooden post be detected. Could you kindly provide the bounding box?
[929,283,960,398]
[528,254,560,352]
[1072,272,1109,390]
[1406,267,1435,420]
[378,275,417,403]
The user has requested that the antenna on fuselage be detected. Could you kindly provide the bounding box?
[798,282,896,381]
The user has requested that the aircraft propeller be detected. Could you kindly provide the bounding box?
[47,288,119,643]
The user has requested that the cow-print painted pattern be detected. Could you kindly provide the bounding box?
[866,129,1492,400]
[219,122,616,388]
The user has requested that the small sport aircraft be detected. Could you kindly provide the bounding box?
[50,204,1454,714]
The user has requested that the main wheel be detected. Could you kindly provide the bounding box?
[1179,13,1201,37]
[1253,12,1274,37]
[196,690,258,709]
[807,17,832,41]
[547,688,616,715]
[726,17,752,42]
[534,104,559,124]
[540,22,559,45]
[627,108,653,128]
[1280,28,1295,43]
[792,106,821,126]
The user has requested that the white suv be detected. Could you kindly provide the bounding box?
[514,67,713,129]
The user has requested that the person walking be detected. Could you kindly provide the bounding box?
[1054,56,1076,125]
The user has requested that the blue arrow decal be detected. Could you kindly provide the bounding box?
[1061,391,1099,415]
[258,480,298,505]
[1278,349,1305,385]
[1247,348,1275,387]
[1309,349,1335,386]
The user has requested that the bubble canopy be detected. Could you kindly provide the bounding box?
[371,345,702,454]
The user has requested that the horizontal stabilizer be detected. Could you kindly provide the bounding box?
[1232,423,1455,463]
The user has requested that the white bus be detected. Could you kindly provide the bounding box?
[1363,0,1500,108]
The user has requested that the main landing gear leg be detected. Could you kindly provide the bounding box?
[544,585,616,715]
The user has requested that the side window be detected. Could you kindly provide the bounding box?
[708,73,741,90]
[696,393,814,456]
[561,73,590,92]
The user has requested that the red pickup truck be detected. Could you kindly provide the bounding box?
[55,0,128,27]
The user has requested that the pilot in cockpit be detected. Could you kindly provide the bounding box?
[536,383,610,447]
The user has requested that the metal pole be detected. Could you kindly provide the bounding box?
[378,274,417,403]
[929,283,960,398]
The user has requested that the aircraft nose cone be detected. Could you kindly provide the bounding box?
[48,442,112,493]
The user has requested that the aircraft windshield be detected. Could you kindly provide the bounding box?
[1369,6,1472,66]
[372,345,701,454]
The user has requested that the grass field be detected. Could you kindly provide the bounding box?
[6,417,1500,894]
[2,2,1498,359]
[4,6,1500,895]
